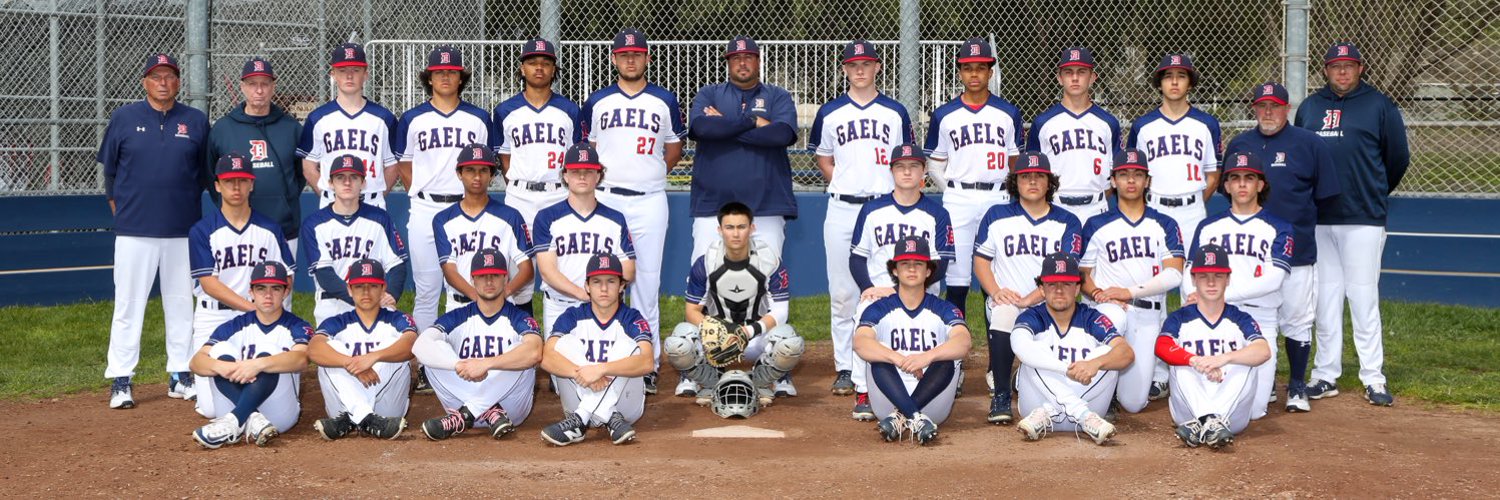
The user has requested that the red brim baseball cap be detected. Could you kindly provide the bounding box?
[427,65,464,71]
[331,61,367,68]
[892,253,931,263]
[1038,274,1082,283]
[346,276,386,286]
[614,47,648,53]
[957,56,995,64]
[330,165,362,176]
[241,72,274,80]
[843,55,878,63]
[564,163,602,170]
[1191,265,1232,274]
[1253,95,1288,106]
[470,268,508,277]
[587,268,623,277]
[250,277,289,286]
[217,171,256,180]
[1057,61,1094,69]
[1013,166,1051,175]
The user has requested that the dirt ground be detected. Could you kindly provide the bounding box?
[5,342,1498,498]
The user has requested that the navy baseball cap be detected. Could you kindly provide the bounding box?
[330,43,367,68]
[1058,47,1095,69]
[1253,82,1289,106]
[957,37,996,65]
[1038,252,1082,283]
[1113,148,1149,172]
[1222,151,1265,177]
[142,53,179,77]
[842,39,879,63]
[891,143,925,164]
[586,253,624,278]
[725,36,759,58]
[891,236,932,263]
[215,152,255,180]
[563,142,603,170]
[521,38,557,60]
[241,57,275,80]
[1152,53,1200,88]
[345,258,386,286]
[455,143,497,170]
[1012,151,1051,175]
[1324,42,1363,65]
[1190,244,1232,274]
[471,248,508,277]
[612,28,648,53]
[329,154,364,176]
[427,45,464,71]
[250,261,290,286]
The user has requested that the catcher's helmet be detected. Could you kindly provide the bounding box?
[712,370,760,419]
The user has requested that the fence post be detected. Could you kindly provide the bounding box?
[49,0,61,191]
[362,0,372,43]
[185,0,210,113]
[1284,0,1311,111]
[898,0,921,114]
[316,0,328,101]
[540,0,560,43]
[95,0,106,191]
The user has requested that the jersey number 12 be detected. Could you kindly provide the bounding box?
[1186,163,1203,181]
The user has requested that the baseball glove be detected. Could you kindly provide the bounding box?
[700,316,748,368]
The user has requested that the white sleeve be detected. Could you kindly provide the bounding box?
[1130,267,1183,298]
[767,298,789,328]
[1010,326,1069,373]
[926,158,948,189]
[411,328,459,370]
[1226,264,1285,304]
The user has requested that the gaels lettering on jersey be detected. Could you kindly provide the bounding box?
[1178,338,1242,356]
[1002,234,1057,258]
[873,223,933,247]
[1054,345,1094,363]
[509,122,571,148]
[834,119,892,146]
[349,341,383,356]
[595,108,662,133]
[1105,236,1159,262]
[552,232,617,257]
[321,128,382,157]
[450,230,503,256]
[889,327,940,352]
[948,123,1009,150]
[416,126,480,151]
[1046,128,1109,156]
[459,335,509,358]
[1141,134,1205,160]
[584,339,615,363]
[323,236,376,261]
[1200,232,1273,261]
[215,244,270,271]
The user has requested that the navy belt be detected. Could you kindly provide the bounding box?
[947,180,999,191]
[598,186,646,196]
[510,180,562,192]
[416,192,463,203]
[1151,194,1199,207]
[830,193,880,204]
[1059,193,1104,206]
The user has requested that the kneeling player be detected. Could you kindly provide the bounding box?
[308,258,416,440]
[411,249,543,440]
[189,262,310,448]
[855,236,970,445]
[1158,244,1271,449]
[539,254,655,446]
[1011,253,1133,445]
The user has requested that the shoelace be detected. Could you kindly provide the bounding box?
[1026,410,1055,439]
[440,410,465,432]
[478,406,506,426]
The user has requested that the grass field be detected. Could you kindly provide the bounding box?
[3,293,1497,410]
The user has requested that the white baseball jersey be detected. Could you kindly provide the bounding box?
[858,294,965,356]
[297,100,399,196]
[580,84,685,193]
[531,201,635,296]
[923,94,1025,184]
[189,210,294,302]
[431,302,541,359]
[492,92,581,183]
[395,101,494,196]
[1186,210,1294,308]
[300,203,409,293]
[974,203,1083,293]
[314,309,416,356]
[850,194,955,288]
[1159,304,1264,358]
[1080,208,1184,303]
[433,198,533,305]
[1126,107,1223,196]
[205,310,313,359]
[1013,303,1121,364]
[548,304,654,362]
[1028,104,1120,197]
[808,93,914,196]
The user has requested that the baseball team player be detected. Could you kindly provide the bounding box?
[973,152,1083,424]
[1028,47,1120,222]
[411,249,543,440]
[433,145,534,314]
[101,52,208,409]
[1295,42,1409,407]
[808,40,914,400]
[533,143,636,333]
[665,202,803,404]
[1158,244,1272,449]
[300,42,399,208]
[1010,252,1132,445]
[855,236,970,445]
[300,153,409,325]
[307,258,414,440]
[1182,151,1293,420]
[1079,149,1185,414]
[845,144,954,419]
[189,152,295,419]
[1225,82,1341,412]
[207,57,304,259]
[395,45,495,334]
[582,27,686,377]
[493,38,579,225]
[188,261,310,449]
[539,254,655,446]
[925,37,1025,313]
[1126,53,1223,260]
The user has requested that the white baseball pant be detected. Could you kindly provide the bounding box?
[1016,364,1119,432]
[316,340,411,423]
[1168,363,1257,435]
[202,341,303,432]
[408,196,456,331]
[192,306,241,418]
[542,292,586,337]
[1094,302,1165,413]
[690,215,786,263]
[1279,265,1316,344]
[1236,303,1280,420]
[1312,224,1387,386]
[825,198,863,379]
[502,184,567,228]
[105,236,194,378]
[1056,195,1109,226]
[313,298,355,327]
[942,187,1009,288]
[426,367,537,428]
[552,336,646,426]
[598,189,668,365]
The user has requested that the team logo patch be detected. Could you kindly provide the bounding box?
[1322,110,1342,130]
[968,44,980,56]
[439,51,451,64]
[1262,84,1275,96]
[523,316,540,332]
[904,240,917,252]
[483,254,495,266]
[1070,234,1083,255]
[598,255,611,267]
[1170,55,1182,65]
[175,123,188,137]
[736,40,746,51]
[1054,260,1067,273]
[344,47,355,59]
[248,140,268,161]
[361,262,373,275]
[342,156,354,168]
[1204,252,1217,266]
[945,226,954,246]
[1337,45,1349,56]
[577,149,590,162]
[1236,155,1249,167]
[535,40,547,51]
[264,264,276,275]
[854,44,865,55]
[1027,155,1040,167]
[1070,49,1081,61]
[1274,152,1286,165]
[472,146,484,158]
[625,34,636,45]
[253,60,265,71]
[1095,314,1115,331]
[633,318,653,334]
[754,98,764,109]
[157,54,169,65]
[231,157,244,170]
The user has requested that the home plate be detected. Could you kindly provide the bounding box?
[692,425,786,439]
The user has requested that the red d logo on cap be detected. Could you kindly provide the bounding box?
[600,256,611,267]
[344,48,355,59]
[1054,260,1067,273]
[484,254,494,266]
[1070,49,1080,60]
[535,41,546,51]
[905,240,916,252]
[440,52,451,64]
[1338,46,1349,56]
[736,40,746,51]
[264,264,276,275]
[969,44,980,55]
[1205,252,1217,265]
[625,34,635,45]
[1029,156,1040,167]
[1237,155,1249,167]
[361,263,372,274]
[158,54,168,64]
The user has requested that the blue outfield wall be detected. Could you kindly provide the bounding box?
[2,193,1499,308]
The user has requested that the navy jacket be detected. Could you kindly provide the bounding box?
[98,100,210,238]
[207,103,305,239]
[1225,125,1342,266]
[687,81,799,218]
[1293,81,1410,226]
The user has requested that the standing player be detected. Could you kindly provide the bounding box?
[972,152,1082,424]
[539,254,655,446]
[1182,152,1292,420]
[301,153,408,325]
[582,27,686,372]
[300,42,399,208]
[1126,53,1223,249]
[1010,253,1133,445]
[533,143,636,332]
[433,145,534,314]
[1158,244,1271,449]
[207,57,304,258]
[1079,149,1185,414]
[307,258,414,440]
[411,249,543,440]
[1225,82,1341,412]
[189,153,295,419]
[188,262,309,448]
[854,236,970,445]
[493,38,579,225]
[1295,42,1409,407]
[924,37,1024,312]
[395,45,494,333]
[1028,47,1120,222]
[809,40,914,398]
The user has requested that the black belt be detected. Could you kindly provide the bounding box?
[830,193,880,204]
[1059,193,1104,206]
[198,299,232,311]
[511,180,563,192]
[1130,299,1163,311]
[947,180,999,191]
[1150,194,1199,207]
[543,290,582,303]
[416,192,463,203]
[451,294,473,304]
[322,190,381,201]
[598,186,646,196]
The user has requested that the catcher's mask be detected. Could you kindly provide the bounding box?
[712,370,760,419]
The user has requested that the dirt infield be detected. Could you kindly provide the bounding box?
[5,342,1498,497]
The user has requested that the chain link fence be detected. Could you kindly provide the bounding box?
[2,0,1495,196]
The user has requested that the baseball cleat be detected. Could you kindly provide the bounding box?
[109,377,135,410]
[315,412,355,440]
[851,392,876,421]
[1175,420,1204,448]
[954,373,964,398]
[1201,415,1234,449]
[985,370,995,397]
[910,412,938,445]
[244,411,278,447]
[675,378,700,397]
[695,387,714,407]
[1364,384,1394,406]
[359,414,407,440]
[1079,411,1116,445]
[414,368,433,394]
[987,392,1014,425]
[775,374,797,398]
[477,404,514,439]
[1268,386,1278,403]
[606,411,636,445]
[877,412,907,442]
[643,371,659,396]
[831,370,854,396]
[1286,381,1311,413]
[541,413,587,446]
[193,414,242,449]
[1148,381,1170,401]
[1017,407,1054,441]
[1306,379,1339,399]
[422,408,470,441]
[167,372,195,401]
